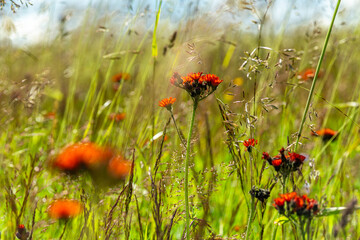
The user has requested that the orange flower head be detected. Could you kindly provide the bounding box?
[288,152,306,163]
[280,192,297,202]
[159,97,176,110]
[18,224,25,229]
[297,68,322,81]
[170,72,223,99]
[312,128,338,141]
[107,155,132,180]
[243,138,258,152]
[273,197,285,208]
[272,159,282,167]
[200,74,223,86]
[109,113,126,122]
[48,199,82,220]
[112,72,130,82]
[294,196,305,208]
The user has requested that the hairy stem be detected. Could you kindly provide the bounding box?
[245,196,255,240]
[184,100,198,240]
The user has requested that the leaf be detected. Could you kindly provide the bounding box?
[274,216,289,225]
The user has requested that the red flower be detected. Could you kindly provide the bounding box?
[272,158,282,167]
[273,197,285,208]
[243,138,258,152]
[262,152,270,160]
[280,192,297,202]
[48,199,82,220]
[288,152,306,163]
[273,192,319,217]
[159,97,176,110]
[243,139,258,148]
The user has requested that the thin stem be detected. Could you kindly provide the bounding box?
[170,111,186,147]
[245,196,255,240]
[282,174,288,194]
[59,220,68,240]
[249,151,254,188]
[294,0,341,151]
[184,100,198,240]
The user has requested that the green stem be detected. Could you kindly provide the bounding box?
[294,0,341,151]
[184,100,198,240]
[170,111,186,147]
[282,174,288,194]
[298,217,306,240]
[245,196,255,240]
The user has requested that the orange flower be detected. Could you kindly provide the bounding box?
[288,152,306,163]
[107,156,132,179]
[312,128,338,141]
[297,68,323,81]
[243,138,258,152]
[109,113,126,122]
[170,72,223,99]
[272,158,282,167]
[53,142,113,172]
[48,199,82,220]
[159,97,176,110]
[112,73,131,82]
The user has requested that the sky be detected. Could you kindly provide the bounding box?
[0,0,359,47]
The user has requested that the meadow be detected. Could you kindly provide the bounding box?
[1,0,360,239]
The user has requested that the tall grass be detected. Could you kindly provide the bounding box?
[0,1,359,239]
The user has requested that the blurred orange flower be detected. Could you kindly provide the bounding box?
[297,68,323,81]
[48,199,82,220]
[112,72,130,82]
[311,128,338,141]
[53,142,113,172]
[109,113,126,122]
[107,156,132,179]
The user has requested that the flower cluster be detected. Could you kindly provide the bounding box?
[311,128,338,141]
[53,142,131,182]
[159,97,176,110]
[48,199,83,220]
[170,72,223,100]
[273,192,319,217]
[262,148,306,175]
[243,138,258,152]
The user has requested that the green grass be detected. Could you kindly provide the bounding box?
[0,1,360,239]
